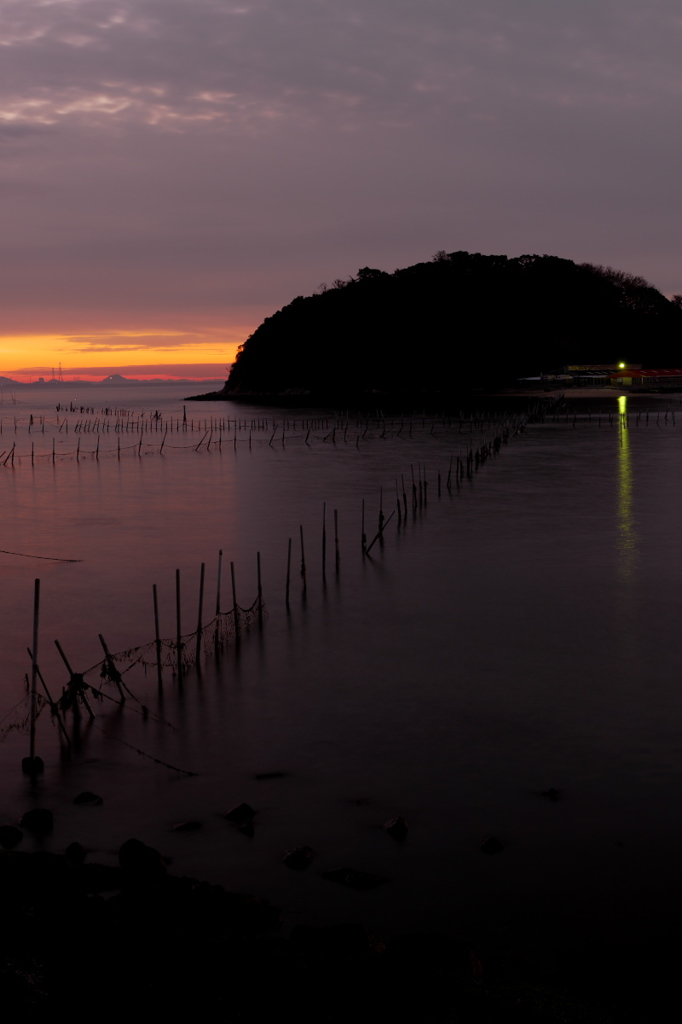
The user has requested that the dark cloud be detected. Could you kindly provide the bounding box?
[1,0,681,346]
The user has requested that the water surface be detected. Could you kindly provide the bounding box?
[2,387,682,965]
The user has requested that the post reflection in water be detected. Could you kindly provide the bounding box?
[617,395,638,583]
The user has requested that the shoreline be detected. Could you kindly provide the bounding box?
[0,840,639,1019]
[186,385,682,406]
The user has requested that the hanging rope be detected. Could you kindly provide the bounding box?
[93,725,197,775]
[0,548,83,562]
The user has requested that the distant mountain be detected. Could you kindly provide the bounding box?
[100,374,138,385]
[94,375,224,386]
[0,375,224,389]
[207,252,682,399]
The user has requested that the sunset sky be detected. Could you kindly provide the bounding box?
[2,1,681,380]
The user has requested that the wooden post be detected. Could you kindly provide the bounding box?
[215,549,223,617]
[365,510,395,554]
[98,634,128,701]
[176,569,183,681]
[195,562,205,665]
[285,538,292,607]
[26,646,71,748]
[257,551,263,624]
[322,503,327,580]
[334,509,340,573]
[24,579,43,772]
[361,499,366,554]
[231,561,240,638]
[300,525,307,591]
[153,584,163,689]
[54,639,95,720]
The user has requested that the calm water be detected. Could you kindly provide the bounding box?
[2,385,682,964]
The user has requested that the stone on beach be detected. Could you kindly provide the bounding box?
[65,841,87,865]
[118,838,167,885]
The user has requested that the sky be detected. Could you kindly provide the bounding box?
[1,0,681,380]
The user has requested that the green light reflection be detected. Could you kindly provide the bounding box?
[617,395,638,581]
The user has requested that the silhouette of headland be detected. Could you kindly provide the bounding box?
[188,251,682,404]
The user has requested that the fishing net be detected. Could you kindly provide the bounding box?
[84,598,263,680]
[0,599,263,742]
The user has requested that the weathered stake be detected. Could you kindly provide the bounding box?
[26,646,71,748]
[23,579,43,773]
[231,561,240,638]
[257,551,263,624]
[196,562,205,665]
[285,538,292,607]
[361,499,366,554]
[322,502,327,579]
[153,584,163,689]
[299,526,307,591]
[176,568,183,681]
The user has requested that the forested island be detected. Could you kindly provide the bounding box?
[192,252,682,402]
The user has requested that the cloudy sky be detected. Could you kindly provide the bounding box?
[1,0,680,378]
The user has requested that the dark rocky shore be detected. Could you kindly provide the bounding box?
[1,827,667,1021]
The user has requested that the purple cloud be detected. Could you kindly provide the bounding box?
[0,0,680,352]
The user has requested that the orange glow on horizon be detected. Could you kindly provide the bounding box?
[0,328,245,381]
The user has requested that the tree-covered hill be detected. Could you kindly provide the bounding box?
[224,252,682,397]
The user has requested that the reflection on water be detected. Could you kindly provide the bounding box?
[3,388,682,961]
[617,395,638,582]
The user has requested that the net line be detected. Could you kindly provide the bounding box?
[0,599,262,741]
[85,598,262,680]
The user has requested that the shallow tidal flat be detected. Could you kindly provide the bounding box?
[2,387,682,1013]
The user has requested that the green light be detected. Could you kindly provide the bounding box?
[619,362,626,368]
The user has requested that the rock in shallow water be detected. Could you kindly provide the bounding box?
[479,836,504,855]
[73,791,103,806]
[283,846,316,870]
[383,816,409,839]
[224,803,256,824]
